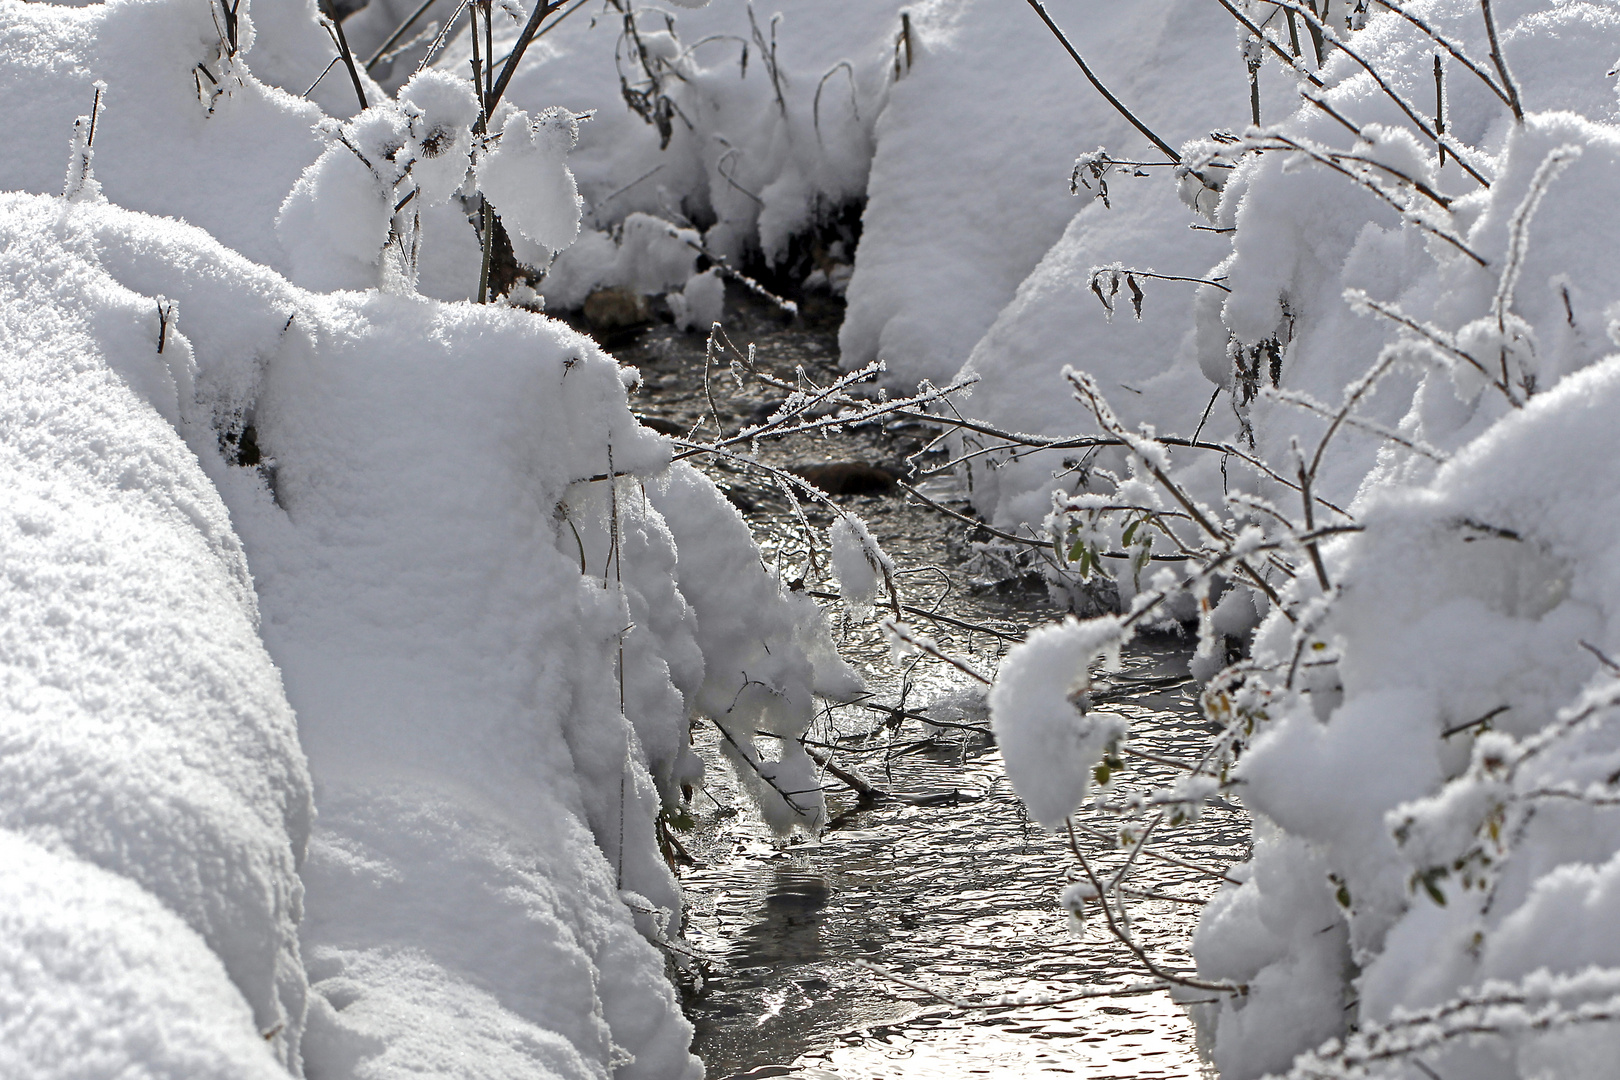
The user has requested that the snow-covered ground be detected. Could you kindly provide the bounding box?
[10,0,1620,1076]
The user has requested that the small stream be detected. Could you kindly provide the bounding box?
[599,293,1246,1080]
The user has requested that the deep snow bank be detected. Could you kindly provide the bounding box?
[0,193,313,1073]
[1,0,858,1075]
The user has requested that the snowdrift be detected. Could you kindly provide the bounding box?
[841,0,1256,389]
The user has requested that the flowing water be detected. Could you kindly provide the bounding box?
[600,293,1247,1080]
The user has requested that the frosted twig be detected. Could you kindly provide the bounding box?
[487,0,564,118]
[1270,388,1446,461]
[1493,144,1581,349]
[1271,0,1495,186]
[1214,0,1324,90]
[1478,0,1524,122]
[415,0,470,74]
[1369,0,1512,110]
[1283,975,1620,1078]
[882,620,992,685]
[1348,291,1517,404]
[1259,132,1486,263]
[365,0,436,69]
[1068,370,1288,614]
[707,715,815,820]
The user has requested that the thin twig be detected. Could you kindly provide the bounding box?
[365,0,437,69]
[1024,0,1180,163]
[318,2,369,111]
[1478,0,1524,122]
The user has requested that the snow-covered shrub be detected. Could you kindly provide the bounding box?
[341,0,908,305]
[975,2,1620,1077]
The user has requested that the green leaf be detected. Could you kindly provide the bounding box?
[1415,868,1449,907]
[661,807,696,833]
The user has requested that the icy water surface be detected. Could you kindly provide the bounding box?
[679,641,1241,1080]
[600,294,1246,1079]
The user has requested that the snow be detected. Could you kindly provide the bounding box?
[0,191,313,1071]
[649,464,863,833]
[828,512,893,616]
[0,0,329,268]
[941,0,1620,1074]
[840,0,1253,389]
[15,0,1620,1074]
[396,69,481,204]
[988,616,1126,829]
[477,105,585,256]
[0,831,292,1080]
[345,0,907,307]
[669,267,725,333]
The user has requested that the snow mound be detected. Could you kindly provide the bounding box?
[0,831,293,1080]
[840,0,1251,388]
[0,190,314,1070]
[0,0,330,268]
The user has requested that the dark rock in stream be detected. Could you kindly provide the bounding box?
[583,287,652,331]
[790,462,899,496]
[635,413,686,436]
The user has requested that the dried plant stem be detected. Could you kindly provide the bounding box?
[365,0,437,69]
[487,0,563,118]
[319,1,369,111]
[477,198,494,303]
[1213,0,1325,90]
[1024,0,1181,163]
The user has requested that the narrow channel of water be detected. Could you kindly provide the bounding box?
[602,294,1247,1080]
[678,640,1238,1080]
